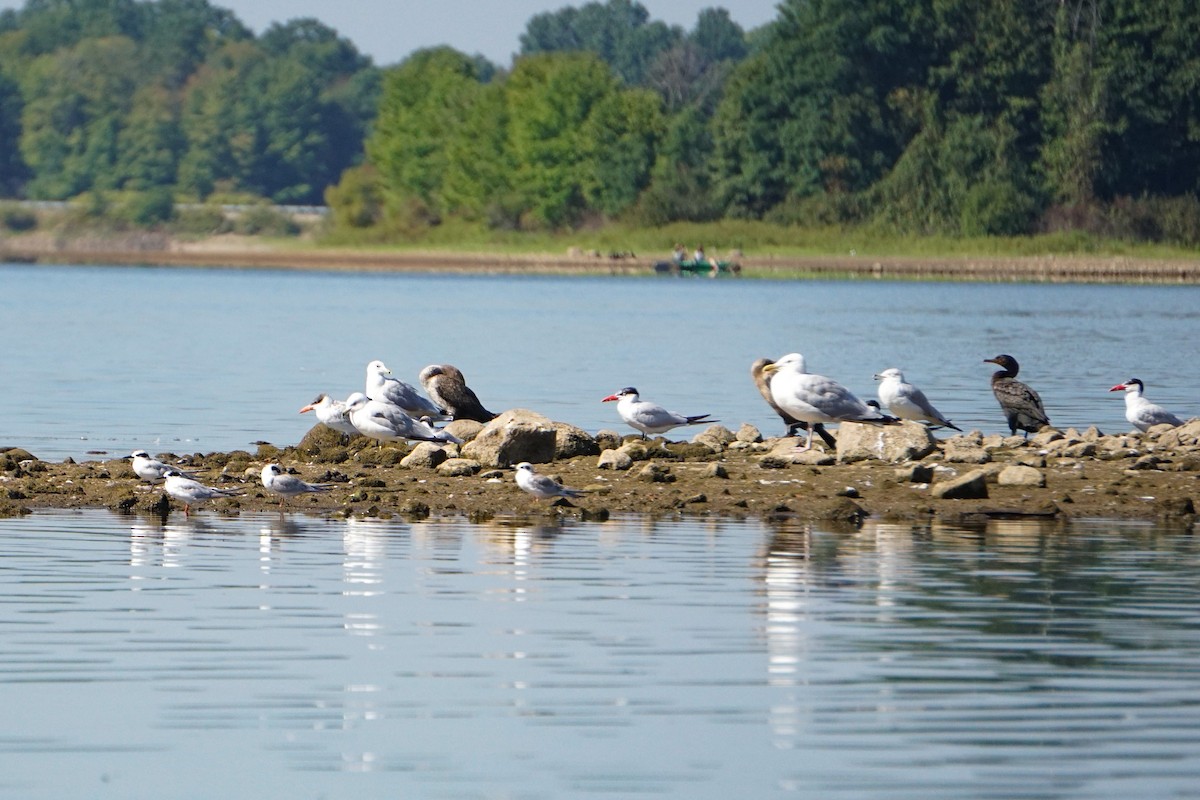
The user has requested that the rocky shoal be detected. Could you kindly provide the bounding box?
[1,409,1198,527]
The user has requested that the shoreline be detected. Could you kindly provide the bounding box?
[2,235,1200,283]
[3,419,1197,527]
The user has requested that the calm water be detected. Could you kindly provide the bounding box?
[0,511,1198,798]
[2,262,1198,460]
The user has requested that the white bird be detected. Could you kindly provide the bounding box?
[346,395,463,446]
[762,353,893,451]
[298,393,359,437]
[514,461,584,500]
[129,450,198,483]
[873,368,961,431]
[260,463,332,506]
[601,387,713,439]
[1109,378,1184,432]
[162,470,240,516]
[365,359,443,418]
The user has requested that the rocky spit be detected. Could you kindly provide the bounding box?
[2,409,1198,527]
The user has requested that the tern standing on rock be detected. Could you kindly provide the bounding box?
[298,393,360,438]
[1109,378,1184,432]
[602,387,714,439]
[873,368,961,431]
[260,463,332,507]
[514,462,585,501]
[762,353,894,451]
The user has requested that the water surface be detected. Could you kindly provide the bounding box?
[1,511,1198,798]
[2,263,1197,459]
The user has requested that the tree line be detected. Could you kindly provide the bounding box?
[3,0,1200,243]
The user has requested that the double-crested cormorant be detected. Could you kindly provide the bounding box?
[601,387,713,439]
[873,368,962,431]
[1109,378,1183,432]
[984,354,1050,436]
[418,364,497,423]
[750,357,838,447]
[761,353,895,451]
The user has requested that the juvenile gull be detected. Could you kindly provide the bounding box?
[419,364,497,422]
[984,354,1050,437]
[762,353,893,451]
[873,368,961,431]
[1109,378,1184,432]
[514,461,585,501]
[601,387,713,439]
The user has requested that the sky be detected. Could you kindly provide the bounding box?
[0,0,783,66]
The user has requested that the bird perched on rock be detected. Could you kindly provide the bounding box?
[260,463,332,507]
[162,470,240,516]
[602,387,714,439]
[1109,378,1184,432]
[346,394,463,446]
[419,364,497,422]
[750,357,837,447]
[129,450,198,483]
[761,353,895,451]
[514,461,585,501]
[873,368,961,431]
[984,354,1050,437]
[365,359,443,418]
[298,393,360,438]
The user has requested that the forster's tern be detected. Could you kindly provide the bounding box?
[129,450,198,483]
[601,387,713,439]
[162,470,240,515]
[260,463,333,506]
[514,461,584,500]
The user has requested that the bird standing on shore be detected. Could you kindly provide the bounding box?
[298,393,360,438]
[750,358,838,447]
[365,359,443,418]
[129,450,198,483]
[984,354,1050,436]
[419,364,497,422]
[761,353,894,451]
[260,463,332,507]
[346,395,462,446]
[873,368,961,431]
[162,470,240,516]
[602,387,713,439]
[1109,378,1184,432]
[514,462,585,501]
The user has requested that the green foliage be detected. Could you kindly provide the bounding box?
[0,203,37,231]
[232,204,299,236]
[325,164,385,229]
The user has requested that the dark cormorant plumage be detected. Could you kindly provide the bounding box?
[984,354,1050,436]
[418,364,497,423]
[750,357,838,448]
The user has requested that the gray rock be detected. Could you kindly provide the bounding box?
[444,419,485,443]
[895,464,934,483]
[932,469,989,499]
[735,424,763,444]
[637,463,675,483]
[997,465,1046,487]
[461,408,557,467]
[597,448,633,471]
[400,442,450,469]
[837,421,937,463]
[703,462,729,479]
[943,439,993,464]
[553,422,601,459]
[594,429,624,451]
[436,458,481,477]
[1029,428,1064,446]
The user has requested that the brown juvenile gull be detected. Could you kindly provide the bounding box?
[419,364,497,423]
